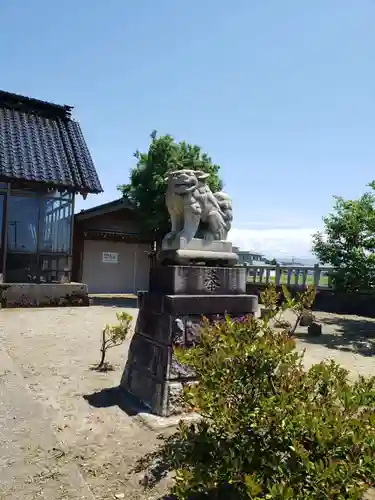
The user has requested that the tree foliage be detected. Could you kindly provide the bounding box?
[118,131,223,240]
[312,181,375,292]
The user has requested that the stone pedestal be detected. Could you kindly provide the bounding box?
[157,238,239,266]
[121,265,258,417]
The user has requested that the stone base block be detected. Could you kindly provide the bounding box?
[121,292,259,416]
[162,237,233,252]
[2,283,89,308]
[149,265,247,295]
[121,366,186,417]
[157,248,239,267]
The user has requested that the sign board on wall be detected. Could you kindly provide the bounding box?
[102,252,119,264]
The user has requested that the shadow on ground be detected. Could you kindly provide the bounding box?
[83,386,150,417]
[295,315,375,356]
[89,297,138,308]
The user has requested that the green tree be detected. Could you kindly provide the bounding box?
[118,131,223,241]
[312,181,375,292]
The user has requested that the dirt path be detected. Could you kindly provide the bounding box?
[1,306,375,499]
[0,346,95,500]
[0,307,169,500]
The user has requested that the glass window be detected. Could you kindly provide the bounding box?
[61,191,74,200]
[39,198,73,253]
[0,183,8,190]
[0,194,4,276]
[5,253,38,283]
[0,194,3,240]
[4,191,74,283]
[7,196,39,252]
[39,255,72,283]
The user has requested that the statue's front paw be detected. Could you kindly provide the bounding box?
[164,232,175,241]
[203,232,214,242]
[162,232,176,248]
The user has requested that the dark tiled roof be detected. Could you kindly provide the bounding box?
[0,90,103,193]
[75,198,133,220]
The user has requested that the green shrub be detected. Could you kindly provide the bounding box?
[260,283,316,334]
[137,287,375,499]
[93,311,132,371]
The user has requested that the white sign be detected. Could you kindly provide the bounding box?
[102,252,119,264]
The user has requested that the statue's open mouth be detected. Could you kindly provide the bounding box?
[174,179,196,187]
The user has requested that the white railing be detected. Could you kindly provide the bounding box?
[246,264,334,290]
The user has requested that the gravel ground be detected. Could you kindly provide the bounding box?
[0,306,375,499]
[0,306,169,500]
[284,309,375,376]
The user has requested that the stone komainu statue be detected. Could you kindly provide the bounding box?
[162,169,233,246]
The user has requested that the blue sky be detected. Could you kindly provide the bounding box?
[0,0,374,258]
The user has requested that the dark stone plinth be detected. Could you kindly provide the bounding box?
[121,265,259,417]
[138,291,257,315]
[121,307,257,417]
[149,266,246,295]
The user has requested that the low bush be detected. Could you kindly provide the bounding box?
[137,286,375,499]
[261,283,316,335]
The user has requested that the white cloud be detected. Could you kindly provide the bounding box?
[229,227,319,258]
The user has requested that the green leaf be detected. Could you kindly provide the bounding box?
[244,475,263,497]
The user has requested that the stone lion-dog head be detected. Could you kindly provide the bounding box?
[165,169,210,196]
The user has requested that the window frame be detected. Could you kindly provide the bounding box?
[39,197,74,254]
[2,186,75,283]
